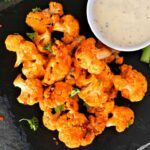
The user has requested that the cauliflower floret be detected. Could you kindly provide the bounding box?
[53,15,80,43]
[96,65,114,91]
[75,69,93,88]
[43,109,95,148]
[22,54,47,79]
[13,74,43,105]
[86,100,114,136]
[51,39,70,56]
[102,100,115,115]
[26,11,52,33]
[5,35,39,67]
[49,2,64,16]
[67,35,86,51]
[106,106,134,132]
[95,43,123,64]
[93,46,115,63]
[43,41,72,85]
[40,81,72,110]
[78,75,108,106]
[94,47,112,60]
[65,58,84,85]
[57,112,87,131]
[78,74,116,107]
[43,108,60,131]
[35,29,52,54]
[75,38,107,74]
[57,112,95,148]
[59,126,95,148]
[113,64,148,102]
[5,34,24,51]
[43,54,72,85]
[88,110,107,136]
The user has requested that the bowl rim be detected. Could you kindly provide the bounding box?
[86,0,150,52]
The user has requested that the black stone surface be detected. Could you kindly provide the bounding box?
[0,0,150,150]
[0,94,30,150]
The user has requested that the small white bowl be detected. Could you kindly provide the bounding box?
[86,0,150,52]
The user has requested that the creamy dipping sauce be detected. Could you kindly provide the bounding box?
[93,0,150,47]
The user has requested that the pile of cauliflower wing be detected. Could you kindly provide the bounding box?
[5,2,148,148]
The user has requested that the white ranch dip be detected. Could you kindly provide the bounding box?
[93,0,150,47]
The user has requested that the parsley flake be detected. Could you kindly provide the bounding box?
[26,32,37,41]
[32,7,41,12]
[70,88,80,97]
[43,43,53,53]
[54,104,64,113]
[19,116,39,131]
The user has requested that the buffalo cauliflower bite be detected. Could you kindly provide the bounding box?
[5,34,24,51]
[75,38,107,74]
[35,29,52,54]
[43,108,60,131]
[102,100,115,115]
[86,100,114,136]
[96,65,114,90]
[40,81,72,110]
[87,108,108,136]
[75,69,93,88]
[78,75,109,107]
[43,109,95,148]
[94,43,123,64]
[5,35,39,67]
[43,40,72,85]
[93,46,115,63]
[65,59,84,85]
[59,126,95,148]
[22,54,47,79]
[43,54,72,85]
[113,64,147,102]
[53,15,80,43]
[57,112,95,148]
[49,2,64,16]
[13,74,43,105]
[51,39,70,56]
[67,35,86,51]
[106,106,134,132]
[95,65,118,102]
[26,11,52,33]
[78,74,116,107]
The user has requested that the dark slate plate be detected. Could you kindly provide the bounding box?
[0,0,150,150]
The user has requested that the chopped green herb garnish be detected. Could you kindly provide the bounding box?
[54,104,64,113]
[43,43,53,53]
[70,88,80,97]
[32,7,41,12]
[26,32,37,41]
[19,116,39,131]
[140,46,150,64]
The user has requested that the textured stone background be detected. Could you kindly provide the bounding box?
[0,1,30,150]
[0,95,30,150]
[0,0,22,11]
